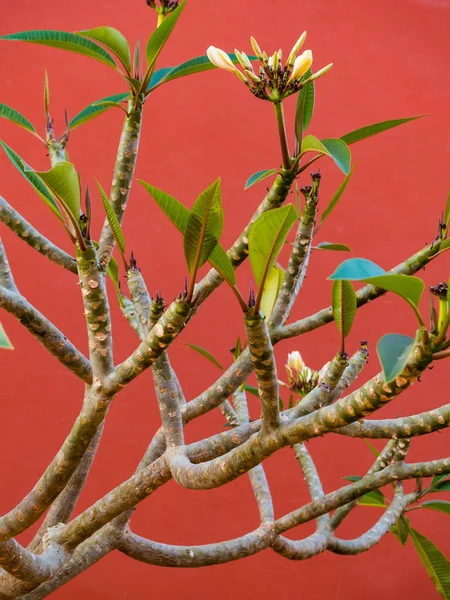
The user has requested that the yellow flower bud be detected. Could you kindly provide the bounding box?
[207,46,238,73]
[302,63,333,84]
[287,49,313,84]
[250,36,263,60]
[289,31,307,60]
[287,350,303,373]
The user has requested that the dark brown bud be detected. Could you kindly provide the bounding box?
[429,282,448,300]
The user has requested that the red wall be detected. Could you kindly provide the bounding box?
[1,0,449,598]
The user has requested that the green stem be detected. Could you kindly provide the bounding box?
[434,310,450,347]
[274,102,291,170]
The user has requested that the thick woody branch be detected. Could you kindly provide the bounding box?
[331,347,369,400]
[328,490,417,555]
[152,354,184,448]
[97,98,144,267]
[289,351,349,419]
[0,286,92,383]
[0,238,17,292]
[245,311,280,436]
[118,524,274,567]
[0,196,77,274]
[76,244,114,379]
[111,297,191,390]
[0,388,110,544]
[270,175,319,327]
[127,264,151,334]
[274,239,446,342]
[0,532,68,585]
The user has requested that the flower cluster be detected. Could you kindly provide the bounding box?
[207,33,332,102]
[285,350,329,397]
[146,0,179,13]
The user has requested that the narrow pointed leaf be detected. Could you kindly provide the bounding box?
[321,138,351,175]
[340,115,426,145]
[0,323,13,349]
[106,256,124,306]
[34,162,81,220]
[357,490,386,507]
[409,528,450,599]
[146,1,186,70]
[0,103,36,134]
[186,344,224,370]
[244,384,259,398]
[0,141,63,221]
[69,92,129,129]
[301,135,350,174]
[244,169,277,190]
[295,69,314,140]
[96,180,125,253]
[390,515,410,546]
[433,480,450,492]
[92,100,127,113]
[318,167,354,230]
[147,53,258,91]
[78,26,131,72]
[260,264,285,318]
[314,242,351,252]
[0,30,116,68]
[364,440,380,458]
[432,475,450,488]
[332,280,357,338]
[139,180,235,284]
[419,501,450,515]
[133,38,141,76]
[184,179,223,274]
[248,205,297,287]
[376,333,415,383]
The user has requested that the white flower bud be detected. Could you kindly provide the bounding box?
[287,49,313,85]
[302,63,333,84]
[287,351,303,373]
[207,46,238,73]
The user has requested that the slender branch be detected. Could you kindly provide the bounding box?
[0,196,77,274]
[0,286,92,384]
[97,98,144,267]
[274,102,291,169]
[127,263,151,334]
[331,347,369,400]
[0,237,17,293]
[270,173,319,327]
[152,353,184,448]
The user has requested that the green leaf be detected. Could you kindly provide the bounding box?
[342,476,386,507]
[248,205,297,288]
[318,167,354,231]
[433,480,450,492]
[147,53,258,91]
[34,162,81,221]
[431,475,450,488]
[445,190,450,230]
[106,255,124,307]
[320,139,351,175]
[260,264,285,318]
[146,1,186,71]
[376,333,415,383]
[364,440,380,458]
[69,92,129,130]
[340,115,426,146]
[96,180,125,253]
[0,141,64,222]
[314,242,351,252]
[0,30,116,68]
[0,323,13,350]
[410,528,450,599]
[330,259,425,307]
[78,26,131,72]
[419,501,450,515]
[244,169,277,191]
[332,280,357,338]
[357,490,386,507]
[186,344,224,370]
[295,68,314,140]
[244,384,259,398]
[329,257,386,280]
[139,180,235,285]
[301,135,350,174]
[390,515,410,546]
[92,100,127,112]
[184,179,223,275]
[0,103,36,134]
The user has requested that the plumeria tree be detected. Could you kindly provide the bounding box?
[0,1,449,598]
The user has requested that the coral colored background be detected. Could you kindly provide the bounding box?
[1,0,449,598]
